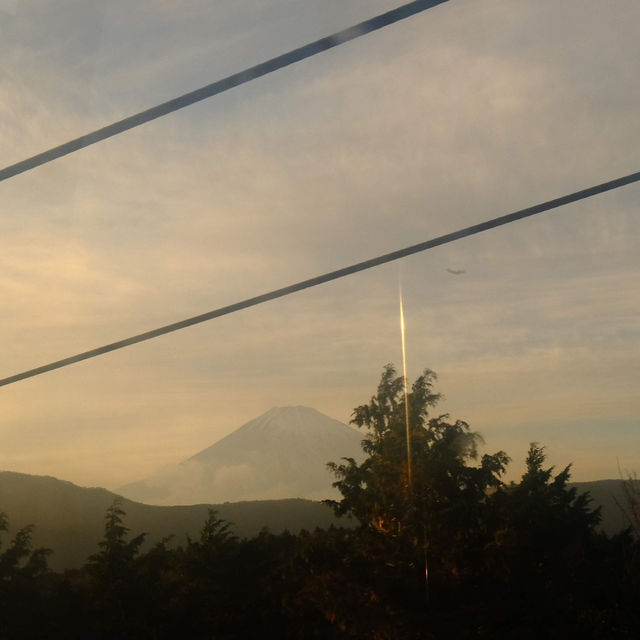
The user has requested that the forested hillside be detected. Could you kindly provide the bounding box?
[0,468,628,571]
[0,472,341,570]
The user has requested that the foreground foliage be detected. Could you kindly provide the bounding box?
[0,366,638,638]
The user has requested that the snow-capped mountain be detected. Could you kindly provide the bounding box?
[117,406,364,505]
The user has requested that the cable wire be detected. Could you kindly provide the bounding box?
[0,0,448,184]
[1,170,638,388]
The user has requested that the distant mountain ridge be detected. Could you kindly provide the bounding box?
[118,406,364,505]
[0,471,343,571]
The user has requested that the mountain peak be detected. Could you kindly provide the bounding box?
[191,405,357,459]
[255,405,326,424]
[254,405,336,420]
[118,406,364,505]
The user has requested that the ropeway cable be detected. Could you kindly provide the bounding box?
[1,169,637,388]
[0,0,449,184]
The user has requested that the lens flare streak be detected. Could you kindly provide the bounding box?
[399,290,412,488]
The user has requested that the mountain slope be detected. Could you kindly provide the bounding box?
[0,471,343,571]
[570,479,630,535]
[118,406,364,505]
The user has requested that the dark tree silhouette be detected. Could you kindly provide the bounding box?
[84,498,147,638]
[0,512,52,639]
[88,498,146,583]
[326,364,510,595]
[0,512,51,581]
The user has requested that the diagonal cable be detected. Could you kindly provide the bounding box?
[0,0,448,184]
[1,170,638,388]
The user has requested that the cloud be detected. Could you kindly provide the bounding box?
[0,1,17,15]
[1,0,638,489]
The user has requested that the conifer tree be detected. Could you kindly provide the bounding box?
[327,364,510,587]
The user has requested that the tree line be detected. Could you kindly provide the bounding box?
[1,364,639,638]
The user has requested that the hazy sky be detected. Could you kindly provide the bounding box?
[1,0,638,491]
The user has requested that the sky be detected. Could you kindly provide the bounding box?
[1,0,638,491]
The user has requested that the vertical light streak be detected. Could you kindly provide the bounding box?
[400,283,429,602]
[399,289,412,488]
